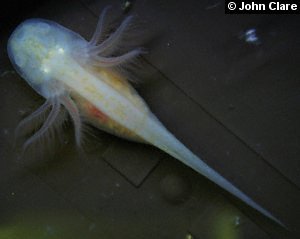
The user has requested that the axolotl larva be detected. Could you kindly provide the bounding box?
[7,7,283,227]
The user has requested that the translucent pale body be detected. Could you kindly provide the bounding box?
[7,13,284,228]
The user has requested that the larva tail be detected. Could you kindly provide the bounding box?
[147,118,286,228]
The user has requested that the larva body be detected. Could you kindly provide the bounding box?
[7,8,283,227]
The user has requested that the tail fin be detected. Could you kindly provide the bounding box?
[149,120,285,228]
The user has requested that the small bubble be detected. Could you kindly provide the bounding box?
[185,233,194,239]
[122,0,133,12]
[234,216,241,227]
[240,28,260,45]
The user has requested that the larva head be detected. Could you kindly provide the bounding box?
[7,19,85,98]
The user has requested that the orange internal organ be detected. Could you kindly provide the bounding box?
[87,103,109,123]
[75,96,144,143]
